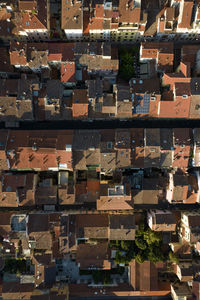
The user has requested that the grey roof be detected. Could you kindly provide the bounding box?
[109,215,135,240]
[155,212,176,225]
[160,128,173,150]
[73,130,100,150]
[145,128,160,146]
[44,265,56,284]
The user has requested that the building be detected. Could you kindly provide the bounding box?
[147,210,176,231]
[180,212,200,244]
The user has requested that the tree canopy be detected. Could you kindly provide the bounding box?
[119,47,139,81]
[110,220,167,265]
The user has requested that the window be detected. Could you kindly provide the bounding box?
[150,148,155,152]
[25,21,30,26]
[107,141,112,149]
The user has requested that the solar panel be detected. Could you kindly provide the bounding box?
[132,93,150,114]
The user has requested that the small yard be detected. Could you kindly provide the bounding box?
[79,267,125,284]
[4,258,27,274]
[118,46,140,81]
[109,220,177,265]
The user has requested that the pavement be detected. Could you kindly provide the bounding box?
[0,117,200,131]
[60,258,80,283]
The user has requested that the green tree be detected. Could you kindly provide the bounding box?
[4,258,26,274]
[104,273,111,285]
[92,270,102,284]
[168,251,179,264]
[121,52,133,65]
[121,64,134,81]
[135,253,145,264]
[148,247,164,263]
[120,240,129,251]
[143,229,162,245]
[135,238,147,250]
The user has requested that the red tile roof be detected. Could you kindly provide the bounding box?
[76,242,111,270]
[61,62,75,83]
[19,1,37,11]
[6,130,73,171]
[178,0,193,29]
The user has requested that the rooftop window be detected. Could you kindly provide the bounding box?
[108,185,125,196]
[65,144,72,152]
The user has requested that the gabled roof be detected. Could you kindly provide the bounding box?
[109,214,135,240]
[119,0,141,24]
[76,242,111,269]
[98,183,133,210]
[61,0,83,30]
[18,0,49,31]
[178,0,193,29]
[2,282,34,299]
[6,130,73,171]
[76,214,109,239]
[130,260,158,291]
[61,62,75,83]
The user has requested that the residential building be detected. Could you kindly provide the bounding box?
[97,181,133,211]
[61,0,83,40]
[147,210,176,231]
[166,172,199,204]
[76,242,111,270]
[109,214,135,240]
[171,282,192,300]
[180,212,200,244]
[129,260,158,291]
[15,0,50,40]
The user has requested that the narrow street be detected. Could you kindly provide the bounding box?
[1,118,199,130]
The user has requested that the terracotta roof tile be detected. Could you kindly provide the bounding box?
[61,0,83,30]
[61,62,75,83]
[119,0,141,24]
[6,130,73,171]
[76,242,111,269]
[0,7,15,37]
[130,260,158,291]
[18,1,37,11]
[172,128,192,168]
[98,183,133,211]
[178,0,193,29]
